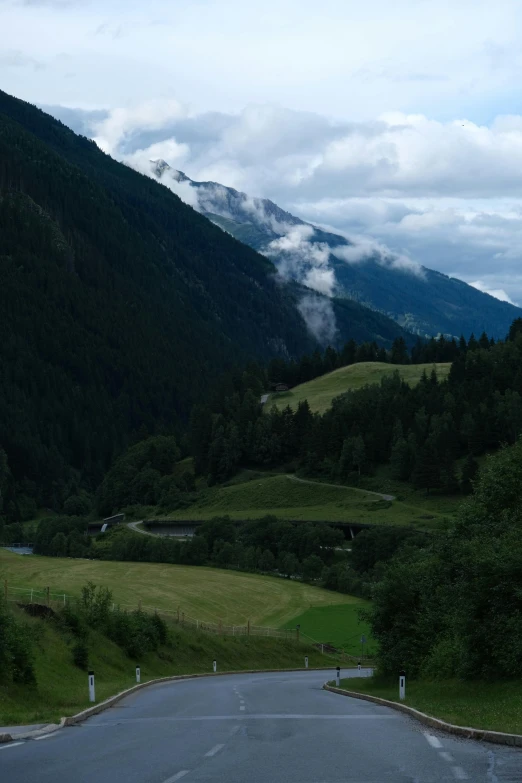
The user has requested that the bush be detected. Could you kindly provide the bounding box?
[0,600,36,685]
[105,609,168,658]
[63,494,92,517]
[72,641,89,670]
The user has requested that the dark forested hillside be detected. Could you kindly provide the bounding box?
[191,324,522,489]
[0,90,412,517]
[0,90,323,510]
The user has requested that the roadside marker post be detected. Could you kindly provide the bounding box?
[213,660,217,673]
[305,656,308,669]
[399,669,406,701]
[336,666,340,687]
[358,660,361,673]
[88,671,95,703]
[136,665,141,683]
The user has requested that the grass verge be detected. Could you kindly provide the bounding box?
[0,606,335,727]
[334,676,522,735]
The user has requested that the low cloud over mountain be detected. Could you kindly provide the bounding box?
[46,101,522,306]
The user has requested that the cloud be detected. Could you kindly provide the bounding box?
[92,99,189,156]
[44,100,522,303]
[0,49,45,69]
[331,236,424,276]
[470,280,517,305]
[297,294,337,345]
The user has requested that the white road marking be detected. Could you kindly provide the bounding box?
[423,732,443,749]
[34,734,55,741]
[239,706,245,711]
[440,751,454,763]
[205,744,225,757]
[452,766,469,780]
[0,742,24,750]
[229,725,240,736]
[163,771,190,782]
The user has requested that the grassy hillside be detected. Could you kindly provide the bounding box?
[0,549,351,628]
[269,362,452,413]
[0,605,333,726]
[162,473,457,530]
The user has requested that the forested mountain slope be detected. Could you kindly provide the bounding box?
[150,163,522,339]
[0,91,411,512]
[0,90,319,505]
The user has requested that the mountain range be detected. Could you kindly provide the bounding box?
[148,161,522,340]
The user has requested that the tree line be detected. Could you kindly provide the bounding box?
[191,321,522,492]
[368,438,522,679]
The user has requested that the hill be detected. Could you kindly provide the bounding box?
[0,601,332,726]
[268,361,452,413]
[149,163,522,339]
[161,472,457,530]
[0,549,352,627]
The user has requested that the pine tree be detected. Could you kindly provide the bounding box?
[460,453,479,494]
[412,439,441,494]
[390,437,411,481]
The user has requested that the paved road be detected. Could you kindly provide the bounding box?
[2,671,520,782]
[127,520,156,536]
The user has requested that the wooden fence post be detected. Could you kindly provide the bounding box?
[247,619,250,636]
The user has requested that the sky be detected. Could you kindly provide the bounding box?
[2,0,522,303]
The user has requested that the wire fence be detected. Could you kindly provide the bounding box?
[3,582,298,641]
[3,582,373,659]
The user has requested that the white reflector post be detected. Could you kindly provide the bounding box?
[88,671,95,703]
[399,670,406,701]
[136,665,141,683]
[305,656,308,669]
[336,666,340,687]
[213,660,217,673]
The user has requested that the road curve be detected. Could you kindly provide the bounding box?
[1,670,519,782]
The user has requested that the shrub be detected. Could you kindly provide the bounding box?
[72,641,89,670]
[0,600,36,685]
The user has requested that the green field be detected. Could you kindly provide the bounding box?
[269,362,452,413]
[0,549,351,628]
[335,676,522,735]
[280,603,375,657]
[163,473,457,530]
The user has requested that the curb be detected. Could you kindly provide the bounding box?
[323,684,522,748]
[1,666,352,743]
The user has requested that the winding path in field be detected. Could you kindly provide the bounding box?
[286,474,395,501]
[2,670,519,782]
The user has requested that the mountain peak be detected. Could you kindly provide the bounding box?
[150,159,190,183]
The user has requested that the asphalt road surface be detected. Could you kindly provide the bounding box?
[2,670,520,782]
